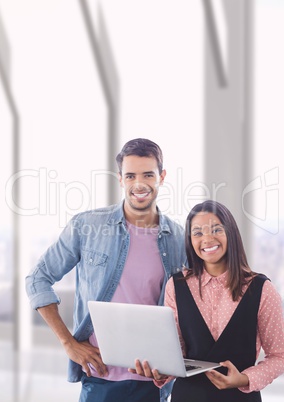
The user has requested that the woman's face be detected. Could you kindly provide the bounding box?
[190,211,228,275]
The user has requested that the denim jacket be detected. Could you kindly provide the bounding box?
[25,201,187,384]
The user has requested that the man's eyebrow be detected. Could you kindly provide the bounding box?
[123,170,155,176]
[123,171,135,176]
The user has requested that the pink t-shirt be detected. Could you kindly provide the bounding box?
[88,221,164,381]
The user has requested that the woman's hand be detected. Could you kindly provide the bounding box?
[128,359,170,381]
[205,360,249,389]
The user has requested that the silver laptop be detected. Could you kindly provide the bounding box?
[88,301,221,377]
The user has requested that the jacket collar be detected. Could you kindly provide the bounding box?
[107,200,172,234]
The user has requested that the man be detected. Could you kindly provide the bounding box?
[26,138,187,402]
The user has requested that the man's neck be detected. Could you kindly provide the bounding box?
[124,205,159,228]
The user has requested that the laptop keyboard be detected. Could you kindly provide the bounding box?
[185,364,202,370]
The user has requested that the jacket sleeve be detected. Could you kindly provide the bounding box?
[25,215,82,310]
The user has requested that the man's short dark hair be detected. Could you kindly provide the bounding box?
[116,138,163,174]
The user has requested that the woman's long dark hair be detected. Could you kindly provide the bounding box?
[185,200,255,301]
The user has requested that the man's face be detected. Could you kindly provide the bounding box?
[119,155,166,212]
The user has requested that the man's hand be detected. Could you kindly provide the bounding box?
[37,304,108,377]
[63,338,108,377]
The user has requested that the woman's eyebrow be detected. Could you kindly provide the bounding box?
[191,225,202,231]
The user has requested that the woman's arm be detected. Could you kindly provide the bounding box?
[240,280,284,392]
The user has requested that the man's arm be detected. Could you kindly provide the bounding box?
[37,303,108,377]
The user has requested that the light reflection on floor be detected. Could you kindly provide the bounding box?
[0,341,81,402]
[1,341,283,402]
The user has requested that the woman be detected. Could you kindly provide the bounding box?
[130,200,284,401]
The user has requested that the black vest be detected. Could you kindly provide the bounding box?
[171,272,267,402]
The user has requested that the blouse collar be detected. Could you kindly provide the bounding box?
[201,268,228,288]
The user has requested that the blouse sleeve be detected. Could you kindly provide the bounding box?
[240,279,284,392]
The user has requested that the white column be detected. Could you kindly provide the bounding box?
[79,0,120,205]
[203,0,254,259]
